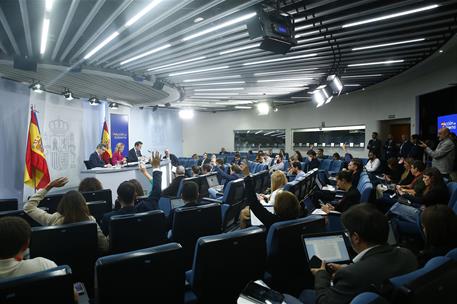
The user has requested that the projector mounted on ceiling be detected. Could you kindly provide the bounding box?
[247,7,297,54]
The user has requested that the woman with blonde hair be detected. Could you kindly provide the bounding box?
[111,142,127,165]
[23,177,108,252]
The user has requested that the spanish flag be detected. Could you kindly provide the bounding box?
[24,108,50,189]
[101,121,112,163]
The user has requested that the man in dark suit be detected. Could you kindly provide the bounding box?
[127,141,143,162]
[198,152,210,166]
[163,149,179,167]
[306,204,418,304]
[100,180,137,236]
[87,144,110,169]
[367,132,382,157]
[168,181,200,229]
[321,170,361,213]
[383,134,398,160]
[161,166,185,197]
[306,150,320,172]
[399,134,413,158]
[408,134,424,161]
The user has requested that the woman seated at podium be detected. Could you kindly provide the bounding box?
[112,143,127,165]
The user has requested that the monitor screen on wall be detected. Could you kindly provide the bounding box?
[437,114,457,132]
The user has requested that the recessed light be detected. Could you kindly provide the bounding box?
[182,75,241,82]
[120,44,172,65]
[352,38,425,51]
[219,43,260,55]
[347,59,404,67]
[169,66,229,77]
[147,56,206,71]
[125,0,163,27]
[194,17,204,23]
[439,49,443,53]
[84,31,120,59]
[243,53,317,66]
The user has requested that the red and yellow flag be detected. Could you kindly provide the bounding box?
[24,108,50,189]
[101,120,112,157]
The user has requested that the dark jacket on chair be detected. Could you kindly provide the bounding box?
[314,245,417,304]
[334,186,361,212]
[88,151,105,169]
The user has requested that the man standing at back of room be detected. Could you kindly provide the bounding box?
[419,127,455,178]
[367,132,382,157]
[127,141,143,163]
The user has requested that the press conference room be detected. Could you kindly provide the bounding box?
[1,0,457,303]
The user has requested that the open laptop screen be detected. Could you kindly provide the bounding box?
[303,233,351,263]
[206,175,219,188]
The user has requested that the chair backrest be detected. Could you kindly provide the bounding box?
[95,243,185,304]
[447,182,457,209]
[84,160,91,169]
[388,256,457,304]
[172,203,222,269]
[38,192,64,213]
[81,189,113,211]
[190,227,266,303]
[109,210,168,254]
[0,210,42,227]
[266,215,326,295]
[222,178,245,205]
[330,160,343,173]
[199,173,217,198]
[252,171,265,193]
[0,265,74,304]
[351,292,390,304]
[177,176,200,198]
[360,182,373,203]
[319,158,332,171]
[0,198,18,211]
[86,200,108,224]
[29,221,98,288]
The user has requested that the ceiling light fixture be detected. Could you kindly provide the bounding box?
[342,74,382,78]
[89,96,101,106]
[40,18,50,55]
[45,0,54,12]
[294,24,313,31]
[348,59,404,67]
[344,84,361,87]
[257,77,313,83]
[194,17,204,23]
[182,12,257,41]
[109,102,119,109]
[30,82,44,93]
[254,68,319,76]
[63,89,74,100]
[183,75,241,82]
[257,102,270,115]
[169,65,229,77]
[193,92,239,96]
[120,44,171,65]
[219,43,261,55]
[273,106,279,112]
[184,81,246,86]
[243,53,317,66]
[342,4,439,28]
[125,0,163,27]
[179,109,194,119]
[147,56,206,71]
[352,38,425,51]
[193,88,244,91]
[84,31,120,59]
[235,106,252,109]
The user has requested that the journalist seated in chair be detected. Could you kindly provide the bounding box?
[375,160,425,209]
[168,181,200,229]
[208,164,244,199]
[306,150,320,172]
[0,217,57,279]
[418,205,457,266]
[388,167,450,225]
[23,177,108,252]
[288,204,417,304]
[288,161,306,181]
[240,171,288,228]
[364,151,381,173]
[240,160,250,177]
[243,176,304,230]
[375,158,415,199]
[161,166,185,197]
[78,177,103,192]
[270,154,285,172]
[320,171,361,214]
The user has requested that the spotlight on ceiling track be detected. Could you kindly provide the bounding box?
[257,102,271,115]
[109,102,118,109]
[273,106,279,112]
[62,89,74,100]
[327,75,343,95]
[30,82,44,93]
[312,75,343,108]
[89,96,100,106]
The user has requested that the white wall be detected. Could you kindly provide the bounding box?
[182,36,457,158]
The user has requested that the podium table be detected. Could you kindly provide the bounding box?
[80,160,172,203]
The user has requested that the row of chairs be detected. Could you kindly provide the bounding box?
[247,161,269,173]
[283,168,319,202]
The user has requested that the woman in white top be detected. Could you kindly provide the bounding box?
[23,177,108,252]
[240,171,288,227]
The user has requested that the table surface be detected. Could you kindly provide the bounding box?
[80,160,170,174]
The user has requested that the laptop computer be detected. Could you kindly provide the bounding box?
[250,205,274,226]
[206,175,224,192]
[302,232,351,264]
[170,198,186,209]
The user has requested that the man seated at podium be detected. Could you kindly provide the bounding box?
[88,144,112,169]
[127,141,143,163]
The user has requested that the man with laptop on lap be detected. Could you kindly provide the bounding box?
[286,204,417,304]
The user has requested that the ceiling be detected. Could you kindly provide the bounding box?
[0,0,456,111]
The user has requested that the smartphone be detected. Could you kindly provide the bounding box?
[309,255,323,269]
[241,282,284,304]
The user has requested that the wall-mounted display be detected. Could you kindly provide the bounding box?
[292,125,365,149]
[234,129,286,151]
